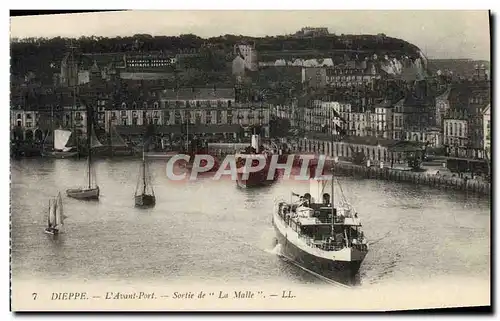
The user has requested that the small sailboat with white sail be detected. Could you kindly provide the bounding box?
[41,128,79,159]
[134,149,156,208]
[44,192,67,235]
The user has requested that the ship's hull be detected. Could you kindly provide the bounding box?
[88,146,136,158]
[42,150,79,159]
[135,194,156,208]
[272,219,362,284]
[236,169,278,188]
[66,187,100,200]
[44,227,59,235]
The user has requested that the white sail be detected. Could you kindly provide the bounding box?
[48,199,56,227]
[54,129,72,150]
[54,193,64,228]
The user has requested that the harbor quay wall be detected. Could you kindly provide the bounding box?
[294,138,491,197]
[206,139,491,197]
[331,161,491,196]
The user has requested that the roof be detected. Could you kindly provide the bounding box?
[160,88,235,101]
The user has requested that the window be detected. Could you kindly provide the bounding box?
[121,102,126,109]
[132,102,137,109]
[143,102,148,109]
[153,102,159,109]
[122,119,127,126]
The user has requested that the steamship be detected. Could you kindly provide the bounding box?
[235,134,279,188]
[272,173,369,283]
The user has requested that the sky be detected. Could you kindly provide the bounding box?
[9,10,491,61]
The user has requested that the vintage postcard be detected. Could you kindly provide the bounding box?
[9,10,491,312]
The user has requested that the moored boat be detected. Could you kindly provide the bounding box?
[66,104,100,200]
[235,134,278,188]
[66,186,99,200]
[41,128,79,159]
[134,148,156,208]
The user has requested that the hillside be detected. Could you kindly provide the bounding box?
[10,33,423,82]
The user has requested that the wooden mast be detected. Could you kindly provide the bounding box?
[142,146,146,195]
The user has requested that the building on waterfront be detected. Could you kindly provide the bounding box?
[439,83,490,157]
[373,99,393,139]
[443,110,469,157]
[106,89,164,132]
[392,98,404,140]
[351,111,369,137]
[305,100,355,136]
[298,134,422,167]
[402,128,441,148]
[157,87,269,136]
[482,104,491,155]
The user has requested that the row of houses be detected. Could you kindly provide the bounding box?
[11,79,491,159]
[274,81,491,158]
[10,87,271,139]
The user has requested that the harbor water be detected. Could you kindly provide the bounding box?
[10,158,490,289]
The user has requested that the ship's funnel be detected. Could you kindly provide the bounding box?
[309,178,332,204]
[251,135,260,153]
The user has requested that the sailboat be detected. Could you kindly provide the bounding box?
[44,192,67,235]
[41,128,79,159]
[93,122,135,157]
[134,149,155,207]
[66,105,100,200]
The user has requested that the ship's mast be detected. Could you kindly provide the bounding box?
[142,146,146,195]
[87,101,92,189]
[331,135,335,232]
[68,39,79,155]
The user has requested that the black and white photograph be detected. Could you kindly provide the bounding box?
[8,9,491,311]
